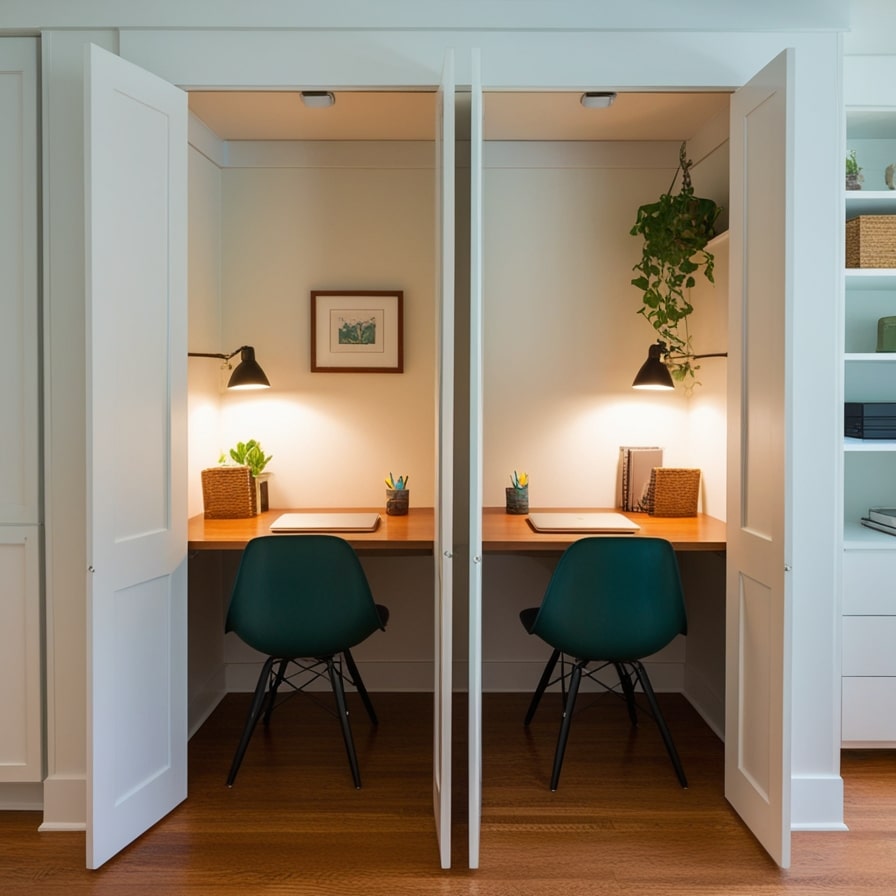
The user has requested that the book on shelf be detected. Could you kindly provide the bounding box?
[868,507,896,527]
[860,517,896,537]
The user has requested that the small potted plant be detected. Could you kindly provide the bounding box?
[221,439,273,512]
[846,150,863,191]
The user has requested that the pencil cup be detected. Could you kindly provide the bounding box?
[386,488,409,516]
[505,486,529,515]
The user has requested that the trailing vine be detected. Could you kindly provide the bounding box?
[630,143,720,382]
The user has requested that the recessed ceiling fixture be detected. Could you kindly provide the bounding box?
[580,91,617,109]
[300,91,336,109]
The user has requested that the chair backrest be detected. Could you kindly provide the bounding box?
[225,535,383,659]
[530,536,686,661]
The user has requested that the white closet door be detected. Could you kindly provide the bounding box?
[467,47,484,871]
[85,43,188,869]
[726,49,792,869]
[433,48,456,871]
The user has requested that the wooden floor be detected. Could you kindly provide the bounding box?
[2,691,896,895]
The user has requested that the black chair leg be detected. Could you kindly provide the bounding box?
[550,660,583,791]
[631,660,688,788]
[525,648,561,726]
[227,655,276,787]
[343,648,378,726]
[615,662,639,727]
[328,657,362,789]
[262,658,289,726]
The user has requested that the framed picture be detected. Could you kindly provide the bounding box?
[311,290,404,373]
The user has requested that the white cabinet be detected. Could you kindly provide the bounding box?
[0,39,42,783]
[0,529,42,780]
[841,108,896,746]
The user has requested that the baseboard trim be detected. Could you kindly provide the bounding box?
[0,782,43,811]
[39,774,86,830]
[790,773,846,831]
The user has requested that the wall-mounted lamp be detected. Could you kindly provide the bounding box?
[300,90,335,108]
[580,91,617,109]
[632,340,727,390]
[188,346,271,390]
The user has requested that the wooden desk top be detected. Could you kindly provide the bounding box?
[188,507,434,553]
[481,507,726,552]
[188,507,725,553]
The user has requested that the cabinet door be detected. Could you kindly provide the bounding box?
[0,527,41,781]
[0,39,39,525]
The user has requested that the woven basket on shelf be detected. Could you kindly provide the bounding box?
[643,467,701,517]
[846,216,896,269]
[201,466,257,519]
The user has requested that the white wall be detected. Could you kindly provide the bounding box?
[187,125,225,517]
[194,134,728,516]
[482,140,728,510]
[184,128,442,519]
[187,141,436,511]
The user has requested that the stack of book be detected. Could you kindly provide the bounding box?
[860,507,896,536]
[617,446,663,513]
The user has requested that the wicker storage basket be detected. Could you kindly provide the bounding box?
[201,466,257,519]
[846,216,896,269]
[644,467,701,517]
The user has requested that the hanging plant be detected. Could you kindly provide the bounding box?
[630,143,721,382]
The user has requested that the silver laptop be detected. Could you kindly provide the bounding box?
[527,512,640,534]
[269,512,381,533]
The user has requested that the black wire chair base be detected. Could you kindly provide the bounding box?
[524,650,688,791]
[226,648,377,790]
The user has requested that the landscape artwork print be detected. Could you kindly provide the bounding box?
[311,290,404,373]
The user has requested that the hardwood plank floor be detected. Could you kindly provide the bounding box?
[1,692,895,895]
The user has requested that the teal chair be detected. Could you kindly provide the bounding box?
[520,536,688,791]
[225,535,389,789]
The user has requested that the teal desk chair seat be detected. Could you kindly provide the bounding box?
[225,534,389,789]
[520,536,688,791]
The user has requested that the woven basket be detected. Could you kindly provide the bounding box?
[644,467,701,517]
[846,216,896,269]
[201,466,257,519]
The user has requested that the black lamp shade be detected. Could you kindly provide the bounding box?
[632,341,674,390]
[227,347,271,390]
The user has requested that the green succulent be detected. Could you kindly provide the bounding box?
[220,439,272,477]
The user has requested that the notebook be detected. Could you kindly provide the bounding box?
[269,512,381,533]
[527,512,640,534]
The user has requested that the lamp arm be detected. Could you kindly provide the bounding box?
[188,346,251,362]
[651,340,727,362]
